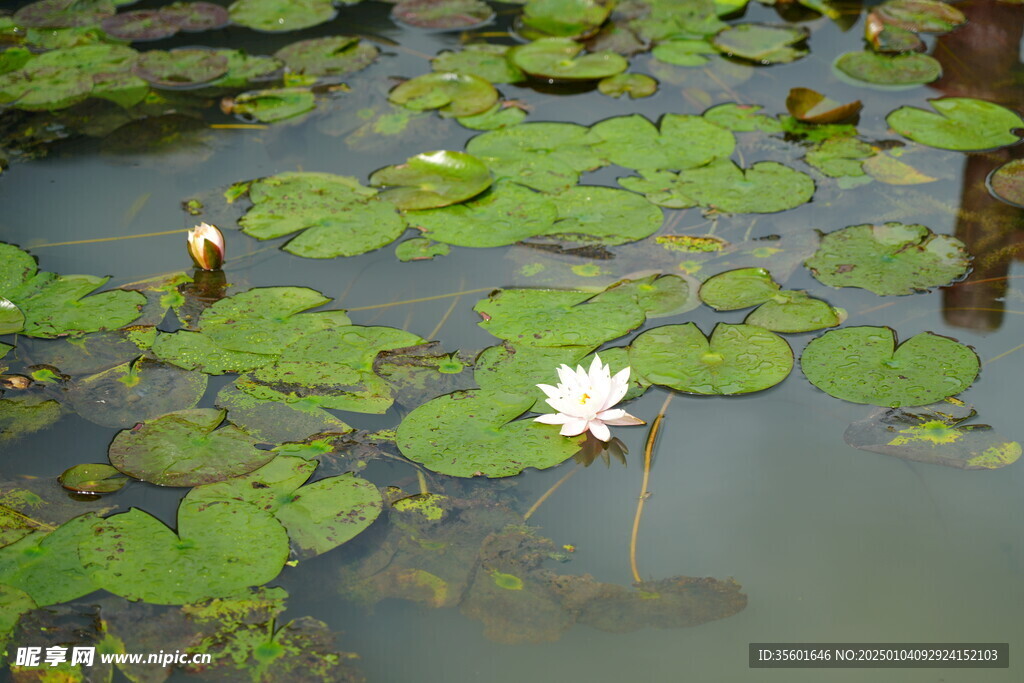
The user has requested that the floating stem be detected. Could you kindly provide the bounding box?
[630,393,673,584]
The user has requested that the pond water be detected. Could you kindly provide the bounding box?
[0,0,1022,681]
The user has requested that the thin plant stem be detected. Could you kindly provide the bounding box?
[523,465,582,521]
[32,228,189,249]
[985,342,1024,366]
[416,470,429,495]
[630,393,674,584]
[345,287,494,312]
[428,277,465,340]
[210,124,268,130]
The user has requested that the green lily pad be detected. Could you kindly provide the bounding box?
[370,150,493,210]
[987,159,1024,208]
[392,0,495,30]
[273,36,379,77]
[408,180,558,247]
[702,103,783,133]
[456,102,528,130]
[64,356,208,429]
[835,51,942,86]
[465,122,604,192]
[0,514,98,606]
[547,185,663,245]
[0,244,144,339]
[133,49,230,89]
[80,499,289,604]
[91,71,150,108]
[865,12,926,53]
[161,2,231,31]
[0,298,24,335]
[227,88,316,123]
[475,288,646,347]
[805,222,971,295]
[711,23,809,64]
[187,456,382,560]
[804,137,875,179]
[0,585,35,643]
[699,268,843,333]
[28,43,139,76]
[396,389,583,477]
[58,464,129,494]
[620,159,814,213]
[15,0,115,28]
[510,38,628,81]
[0,65,92,111]
[205,50,284,89]
[395,237,451,261]
[432,44,525,84]
[786,87,862,123]
[101,10,181,41]
[628,323,793,394]
[800,327,980,407]
[520,0,610,38]
[108,408,274,487]
[589,113,735,171]
[598,73,657,98]
[652,39,717,67]
[151,329,278,375]
[216,383,353,443]
[474,343,591,409]
[588,274,697,318]
[844,400,1021,470]
[886,97,1024,151]
[0,478,116,549]
[373,343,477,408]
[228,0,336,32]
[876,0,966,33]
[389,71,498,117]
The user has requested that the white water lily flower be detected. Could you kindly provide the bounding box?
[187,222,225,271]
[534,355,645,442]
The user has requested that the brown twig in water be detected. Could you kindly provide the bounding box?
[630,393,674,584]
[523,464,582,521]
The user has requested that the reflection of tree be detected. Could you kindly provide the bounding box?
[932,0,1024,330]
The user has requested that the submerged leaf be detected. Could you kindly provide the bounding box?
[987,158,1024,208]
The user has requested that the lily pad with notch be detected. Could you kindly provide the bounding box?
[228,0,337,32]
[588,113,735,172]
[388,71,498,117]
[14,0,116,28]
[392,0,495,30]
[699,268,843,333]
[396,389,584,477]
[652,39,717,67]
[273,36,379,77]
[226,87,316,123]
[588,273,697,318]
[108,408,275,487]
[544,185,663,246]
[216,383,353,444]
[805,222,970,295]
[80,498,289,605]
[711,23,809,64]
[373,343,476,408]
[456,102,528,130]
[432,44,525,84]
[801,327,980,407]
[886,98,1024,151]
[369,150,493,210]
[628,323,794,394]
[0,514,99,606]
[395,237,451,260]
[509,37,628,81]
[834,51,941,86]
[598,73,657,98]
[58,464,129,495]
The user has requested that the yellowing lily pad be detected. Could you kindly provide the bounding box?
[628,323,793,394]
[370,150,493,210]
[987,158,1024,208]
[800,327,979,406]
[886,98,1024,151]
[786,87,862,123]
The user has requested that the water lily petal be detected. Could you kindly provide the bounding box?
[557,364,577,386]
[588,419,611,441]
[534,412,573,425]
[536,383,562,399]
[559,417,590,437]
[598,409,645,426]
[546,396,586,417]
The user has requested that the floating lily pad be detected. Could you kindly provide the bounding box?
[987,159,1024,208]
[227,87,316,122]
[59,464,129,494]
[651,39,717,67]
[702,103,783,133]
[786,87,862,123]
[886,97,1024,151]
[862,150,937,185]
[804,137,874,179]
[396,389,583,477]
[474,343,590,409]
[876,0,966,33]
[274,36,379,77]
[187,456,382,560]
[0,478,116,549]
[805,222,971,295]
[598,73,657,98]
[373,343,476,408]
[432,44,525,84]
[456,102,528,130]
[588,274,696,318]
[0,514,98,606]
[475,288,646,347]
[844,400,1021,470]
[408,180,557,247]
[0,65,92,110]
[835,51,941,86]
[520,0,609,38]
[628,323,793,394]
[711,23,808,64]
[620,159,814,213]
[108,408,274,487]
[370,150,493,210]
[29,43,139,76]
[64,357,208,428]
[0,244,145,338]
[206,50,284,89]
[396,237,451,260]
[801,327,979,406]
[389,71,497,117]
[133,49,229,88]
[465,122,603,192]
[392,0,494,30]
[161,2,231,31]
[228,0,337,32]
[101,10,181,41]
[216,383,353,443]
[510,38,628,81]
[0,299,24,335]
[699,268,843,333]
[589,113,735,172]
[14,0,115,28]
[865,11,925,53]
[80,499,289,604]
[547,185,663,245]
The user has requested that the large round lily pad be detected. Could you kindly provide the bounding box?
[133,49,229,88]
[274,36,379,77]
[700,268,843,333]
[835,51,941,86]
[187,456,382,560]
[465,122,603,192]
[392,0,495,30]
[711,23,808,64]
[548,185,663,245]
[805,222,971,295]
[589,113,735,172]
[100,10,181,41]
[396,389,583,477]
[370,150,493,210]
[886,98,1024,151]
[0,514,98,606]
[228,0,337,32]
[161,2,231,31]
[598,73,658,98]
[14,0,115,28]
[474,288,646,347]
[800,327,980,407]
[80,499,289,604]
[389,71,498,117]
[628,323,793,394]
[108,408,275,487]
[0,65,92,111]
[520,0,609,38]
[510,37,628,80]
